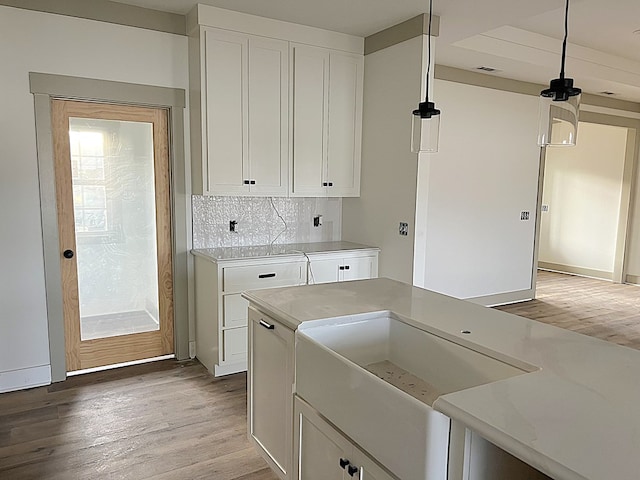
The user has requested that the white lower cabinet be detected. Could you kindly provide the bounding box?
[248,307,295,480]
[194,255,306,377]
[308,252,378,284]
[294,396,396,480]
[194,248,377,376]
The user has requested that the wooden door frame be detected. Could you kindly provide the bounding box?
[30,73,191,382]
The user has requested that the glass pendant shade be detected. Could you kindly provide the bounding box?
[537,78,581,146]
[411,102,441,153]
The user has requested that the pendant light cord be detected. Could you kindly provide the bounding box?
[560,0,569,79]
[424,0,433,102]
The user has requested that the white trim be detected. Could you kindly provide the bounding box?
[0,365,51,393]
[465,289,534,307]
[214,360,247,376]
[67,354,175,376]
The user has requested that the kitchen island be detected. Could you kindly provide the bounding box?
[243,277,640,480]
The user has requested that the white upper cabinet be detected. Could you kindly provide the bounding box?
[188,6,364,197]
[197,28,288,196]
[290,45,363,197]
[247,37,289,196]
[203,28,246,195]
[326,52,363,197]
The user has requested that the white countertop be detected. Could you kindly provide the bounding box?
[242,277,640,480]
[191,241,378,262]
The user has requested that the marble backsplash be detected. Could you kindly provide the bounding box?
[192,195,342,249]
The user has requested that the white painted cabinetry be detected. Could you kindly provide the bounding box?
[194,27,289,196]
[248,307,295,480]
[188,6,364,197]
[294,396,396,480]
[308,252,378,284]
[194,255,305,376]
[290,44,363,197]
[194,247,377,377]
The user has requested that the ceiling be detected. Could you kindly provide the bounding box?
[111,0,640,103]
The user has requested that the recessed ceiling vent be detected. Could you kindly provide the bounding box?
[599,91,616,96]
[476,66,500,72]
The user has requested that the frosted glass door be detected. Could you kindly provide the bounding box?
[52,100,173,372]
[69,118,159,340]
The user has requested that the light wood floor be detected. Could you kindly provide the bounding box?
[0,360,278,480]
[2,270,638,479]
[497,270,640,350]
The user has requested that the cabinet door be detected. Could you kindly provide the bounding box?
[294,397,353,480]
[295,397,397,480]
[351,449,397,480]
[309,258,340,284]
[341,256,375,282]
[291,44,329,197]
[248,307,295,480]
[203,28,249,194]
[326,52,363,198]
[248,37,289,196]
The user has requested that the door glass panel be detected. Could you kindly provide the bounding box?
[69,118,159,341]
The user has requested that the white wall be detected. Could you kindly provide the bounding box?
[414,80,540,301]
[0,6,188,393]
[342,36,425,283]
[539,122,627,276]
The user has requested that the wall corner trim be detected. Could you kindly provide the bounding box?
[365,14,439,55]
[0,0,186,35]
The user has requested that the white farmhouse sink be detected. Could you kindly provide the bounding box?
[296,313,529,480]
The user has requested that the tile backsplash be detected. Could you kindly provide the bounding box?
[192,196,342,249]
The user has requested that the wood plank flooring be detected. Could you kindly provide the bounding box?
[0,360,278,480]
[496,270,640,350]
[2,270,638,479]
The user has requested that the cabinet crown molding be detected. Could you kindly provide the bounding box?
[187,3,363,54]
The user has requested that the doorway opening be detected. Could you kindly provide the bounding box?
[538,121,630,282]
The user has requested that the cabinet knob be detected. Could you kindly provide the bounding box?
[63,249,74,259]
[322,182,328,187]
[339,458,350,469]
[347,464,359,477]
[250,180,256,185]
[328,182,333,187]
[244,179,250,185]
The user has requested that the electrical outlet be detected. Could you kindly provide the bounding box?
[229,220,237,232]
[313,215,322,227]
[542,205,549,212]
[399,222,409,236]
[520,211,530,221]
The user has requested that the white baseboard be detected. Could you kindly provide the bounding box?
[465,289,534,307]
[0,365,51,393]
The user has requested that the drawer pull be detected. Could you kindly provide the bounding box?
[258,273,276,279]
[259,319,275,330]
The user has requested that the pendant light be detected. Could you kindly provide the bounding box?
[537,0,581,147]
[411,0,440,153]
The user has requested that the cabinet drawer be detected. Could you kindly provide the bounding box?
[223,294,249,328]
[223,327,247,363]
[223,261,306,292]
